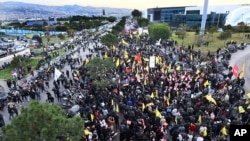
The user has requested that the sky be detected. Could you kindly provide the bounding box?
[1,0,250,10]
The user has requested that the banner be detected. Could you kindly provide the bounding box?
[54,68,62,81]
[149,56,155,68]
[233,64,239,77]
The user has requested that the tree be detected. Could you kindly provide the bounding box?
[85,57,115,88]
[137,18,149,27]
[237,22,246,34]
[57,33,65,40]
[223,24,233,32]
[2,101,84,141]
[218,30,232,41]
[148,23,171,41]
[101,33,119,48]
[107,16,117,23]
[131,9,142,18]
[207,25,218,40]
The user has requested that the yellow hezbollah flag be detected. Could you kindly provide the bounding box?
[196,69,200,74]
[166,98,170,106]
[122,39,129,46]
[90,114,94,122]
[247,93,250,99]
[197,115,202,124]
[220,126,228,136]
[116,104,119,113]
[176,65,181,71]
[111,99,114,105]
[83,129,91,136]
[85,58,89,65]
[239,62,245,79]
[144,78,147,86]
[205,95,217,105]
[204,80,209,87]
[112,45,116,52]
[175,116,178,124]
[124,50,129,59]
[154,108,162,118]
[238,106,245,113]
[116,58,120,67]
[150,92,154,98]
[104,51,108,58]
[142,103,145,112]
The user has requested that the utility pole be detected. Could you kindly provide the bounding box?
[198,0,209,46]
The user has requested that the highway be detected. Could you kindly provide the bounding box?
[0,48,31,67]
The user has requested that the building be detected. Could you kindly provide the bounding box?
[147,4,250,28]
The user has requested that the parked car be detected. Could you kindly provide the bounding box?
[47,46,55,51]
[0,85,7,102]
[0,49,7,58]
[227,44,237,53]
[11,45,26,52]
[237,43,247,50]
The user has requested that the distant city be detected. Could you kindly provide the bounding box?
[0,1,132,21]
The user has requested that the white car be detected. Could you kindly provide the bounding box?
[11,45,25,52]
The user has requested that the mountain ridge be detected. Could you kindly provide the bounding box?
[0,1,132,19]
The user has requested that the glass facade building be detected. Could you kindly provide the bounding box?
[147,6,228,28]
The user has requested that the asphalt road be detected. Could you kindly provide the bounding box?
[0,48,31,67]
[0,40,99,125]
[228,45,250,93]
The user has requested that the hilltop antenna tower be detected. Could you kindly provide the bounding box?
[198,0,209,45]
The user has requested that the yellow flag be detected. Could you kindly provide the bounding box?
[204,80,209,87]
[155,89,158,97]
[142,103,145,112]
[84,129,91,136]
[197,115,202,124]
[247,93,250,99]
[168,63,171,71]
[155,56,159,64]
[143,58,149,62]
[190,54,193,61]
[239,62,245,79]
[116,58,120,67]
[150,92,154,98]
[85,58,89,65]
[129,33,132,39]
[124,50,129,59]
[238,106,245,113]
[104,51,108,58]
[122,39,129,46]
[154,108,162,118]
[166,98,170,106]
[144,78,147,86]
[116,104,119,113]
[196,69,200,74]
[174,116,178,124]
[90,114,94,122]
[111,99,114,105]
[112,45,116,52]
[205,95,217,105]
[146,63,149,72]
[203,129,207,137]
[176,65,181,71]
[220,126,228,136]
[247,105,250,109]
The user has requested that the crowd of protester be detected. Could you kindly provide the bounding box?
[2,26,250,141]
